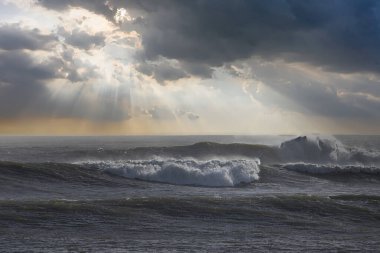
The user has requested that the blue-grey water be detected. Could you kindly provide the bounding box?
[0,135,380,252]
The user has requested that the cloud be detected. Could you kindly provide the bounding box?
[239,59,380,119]
[6,0,380,133]
[58,27,106,50]
[0,50,58,117]
[338,91,380,117]
[0,23,125,121]
[177,110,200,121]
[0,50,59,84]
[186,112,200,121]
[136,60,188,84]
[39,0,380,80]
[37,0,114,19]
[58,47,100,82]
[144,106,175,120]
[0,24,56,50]
[0,48,131,121]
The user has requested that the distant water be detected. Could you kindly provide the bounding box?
[1,135,380,252]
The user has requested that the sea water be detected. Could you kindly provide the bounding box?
[0,135,379,252]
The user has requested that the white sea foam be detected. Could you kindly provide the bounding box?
[81,158,261,187]
[278,135,380,166]
[279,135,350,163]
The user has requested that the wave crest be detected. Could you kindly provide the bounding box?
[282,163,380,175]
[279,136,349,162]
[81,158,261,187]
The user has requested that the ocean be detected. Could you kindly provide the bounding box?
[0,135,379,252]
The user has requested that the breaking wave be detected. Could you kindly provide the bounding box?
[81,158,261,187]
[279,135,349,162]
[117,136,380,165]
[1,135,380,188]
[279,135,380,165]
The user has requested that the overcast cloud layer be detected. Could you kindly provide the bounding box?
[0,0,379,134]
[38,0,380,76]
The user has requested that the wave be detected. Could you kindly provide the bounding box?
[2,195,379,252]
[81,158,261,187]
[0,159,261,187]
[123,142,280,163]
[1,135,379,188]
[279,135,380,165]
[279,135,347,162]
[120,136,380,165]
[282,163,380,176]
[117,136,341,164]
[0,161,135,186]
[3,135,377,166]
[330,194,380,202]
[1,194,379,220]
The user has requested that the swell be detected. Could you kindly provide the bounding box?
[1,136,379,188]
[1,195,379,223]
[2,136,379,165]
[281,163,380,179]
[1,158,380,190]
[34,142,281,164]
[0,161,128,186]
[124,142,280,163]
[122,136,380,165]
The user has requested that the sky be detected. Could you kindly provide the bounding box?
[0,0,380,135]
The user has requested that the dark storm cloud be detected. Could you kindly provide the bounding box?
[0,50,58,117]
[136,61,188,84]
[38,0,380,80]
[37,0,114,19]
[0,37,116,121]
[0,17,133,121]
[0,24,56,50]
[58,28,106,50]
[0,50,58,85]
[0,49,95,118]
[0,49,129,121]
[28,0,380,122]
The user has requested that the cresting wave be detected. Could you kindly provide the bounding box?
[1,136,380,187]
[81,158,261,187]
[118,136,380,165]
[279,136,380,165]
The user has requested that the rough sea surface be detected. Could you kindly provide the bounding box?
[0,135,379,252]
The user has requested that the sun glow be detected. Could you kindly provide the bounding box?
[114,8,132,24]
